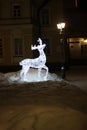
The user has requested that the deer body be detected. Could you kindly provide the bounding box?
[19,38,48,81]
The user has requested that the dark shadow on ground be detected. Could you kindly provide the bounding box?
[0,81,87,113]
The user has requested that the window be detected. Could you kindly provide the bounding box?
[40,9,49,26]
[0,39,3,58]
[13,38,23,57]
[12,5,21,17]
[43,38,50,55]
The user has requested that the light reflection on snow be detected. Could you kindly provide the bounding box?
[0,38,62,83]
[7,69,62,83]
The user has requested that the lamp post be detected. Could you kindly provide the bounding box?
[57,22,66,79]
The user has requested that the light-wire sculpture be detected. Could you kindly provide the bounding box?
[19,38,48,81]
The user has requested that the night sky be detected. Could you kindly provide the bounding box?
[77,0,87,11]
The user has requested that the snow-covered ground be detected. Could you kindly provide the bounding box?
[0,68,62,83]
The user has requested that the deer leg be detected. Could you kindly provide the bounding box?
[23,65,30,81]
[38,68,41,81]
[20,65,30,81]
[43,65,48,80]
[20,65,25,79]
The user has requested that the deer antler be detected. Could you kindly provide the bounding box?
[37,38,42,45]
[31,45,37,50]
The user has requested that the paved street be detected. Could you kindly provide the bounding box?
[0,66,87,130]
[66,65,87,92]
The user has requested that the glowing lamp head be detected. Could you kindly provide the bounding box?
[57,22,65,31]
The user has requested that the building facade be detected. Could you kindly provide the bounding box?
[0,0,65,72]
[0,0,39,68]
[1,0,87,72]
[63,0,87,64]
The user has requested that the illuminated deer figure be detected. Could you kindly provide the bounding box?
[19,38,48,81]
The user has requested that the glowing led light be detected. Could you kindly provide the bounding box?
[57,23,65,31]
[19,38,48,82]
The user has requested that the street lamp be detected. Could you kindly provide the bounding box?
[57,23,65,33]
[57,22,66,79]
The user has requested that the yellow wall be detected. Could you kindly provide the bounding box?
[0,0,64,66]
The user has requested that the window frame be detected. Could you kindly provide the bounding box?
[12,4,21,18]
[40,8,50,26]
[13,38,23,57]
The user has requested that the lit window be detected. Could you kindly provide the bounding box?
[13,38,23,57]
[12,5,21,17]
[0,39,3,58]
[40,9,49,26]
